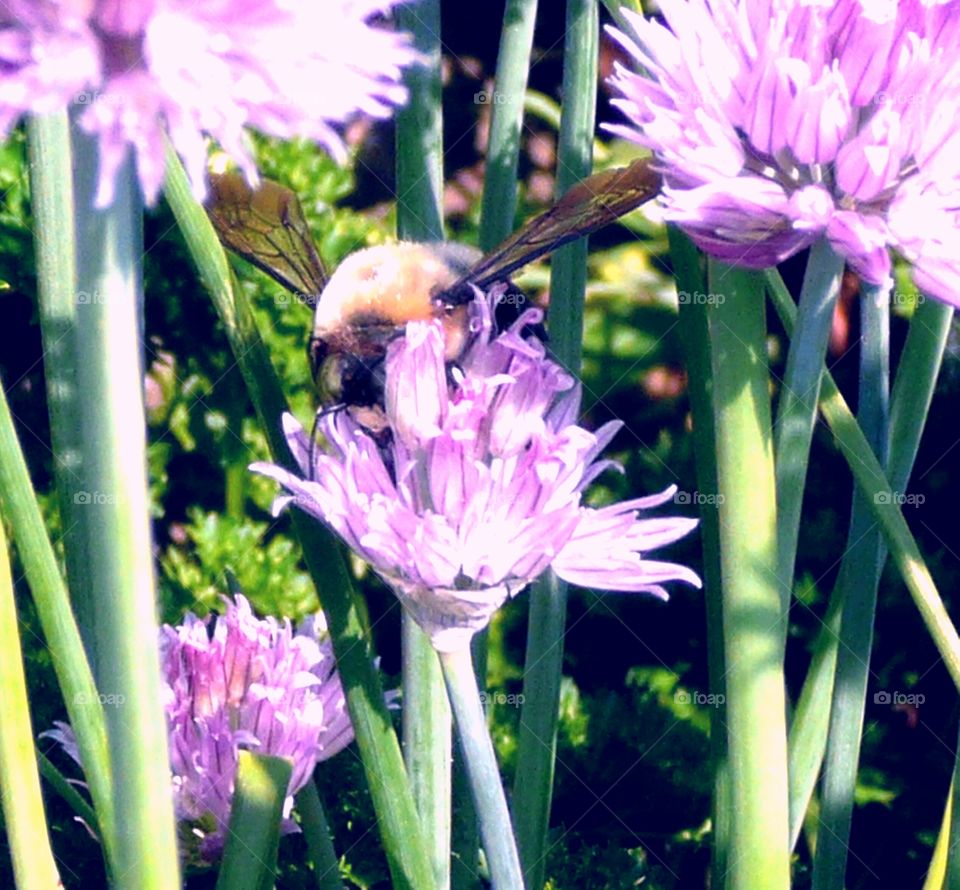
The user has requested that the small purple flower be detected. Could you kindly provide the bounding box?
[46,595,354,862]
[605,0,960,305]
[0,1,417,205]
[252,295,701,653]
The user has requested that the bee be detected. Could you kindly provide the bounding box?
[206,157,659,432]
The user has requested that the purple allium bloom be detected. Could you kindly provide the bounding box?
[605,0,960,305]
[45,595,354,862]
[251,294,701,653]
[0,1,417,205]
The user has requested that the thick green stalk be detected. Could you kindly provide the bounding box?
[216,752,291,890]
[395,0,444,243]
[163,148,436,890]
[0,381,115,868]
[296,780,343,890]
[514,4,596,887]
[812,283,890,889]
[785,284,951,846]
[25,113,97,666]
[463,6,538,885]
[478,0,539,253]
[401,617,452,890]
[887,297,953,488]
[670,228,730,886]
[765,277,960,691]
[0,519,60,890]
[774,239,844,617]
[441,647,525,890]
[708,261,790,889]
[948,727,960,890]
[395,4,452,887]
[544,0,596,372]
[72,128,180,890]
[924,774,952,889]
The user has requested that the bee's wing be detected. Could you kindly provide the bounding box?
[205,172,328,302]
[445,156,660,297]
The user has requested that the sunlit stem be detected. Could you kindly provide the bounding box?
[395,2,452,886]
[440,645,525,890]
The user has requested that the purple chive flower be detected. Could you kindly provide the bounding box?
[605,0,960,305]
[0,1,417,205]
[251,294,701,653]
[45,595,354,862]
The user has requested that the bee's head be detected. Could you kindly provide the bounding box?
[312,341,390,434]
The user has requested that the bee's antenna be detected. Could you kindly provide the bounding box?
[307,402,346,482]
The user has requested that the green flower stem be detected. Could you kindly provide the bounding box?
[395,4,452,887]
[8,127,122,874]
[216,752,291,890]
[708,261,790,889]
[401,617,451,890]
[38,751,100,838]
[787,591,842,849]
[670,228,730,886]
[0,381,115,868]
[774,238,844,618]
[888,297,954,489]
[779,276,953,847]
[25,112,97,664]
[440,646,524,890]
[479,0,539,253]
[0,518,60,890]
[765,274,960,692]
[544,0,596,372]
[396,0,444,243]
[71,128,180,890]
[451,632,486,890]
[514,5,596,887]
[948,725,960,890]
[295,780,343,890]
[163,147,437,890]
[812,282,890,889]
[463,6,538,885]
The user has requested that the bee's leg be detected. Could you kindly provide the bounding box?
[307,408,325,482]
[491,281,548,342]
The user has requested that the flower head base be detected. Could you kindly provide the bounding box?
[0,1,418,205]
[252,292,701,653]
[45,595,354,863]
[606,0,960,305]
